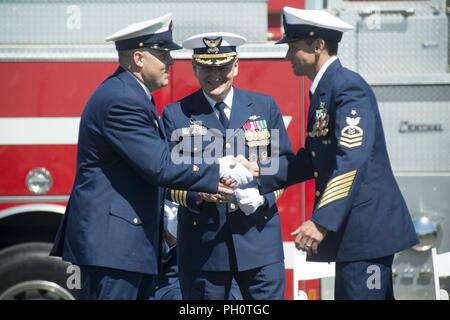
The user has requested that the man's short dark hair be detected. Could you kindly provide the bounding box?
[324,40,338,56]
[302,37,338,56]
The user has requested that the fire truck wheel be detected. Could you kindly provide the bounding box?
[0,242,75,300]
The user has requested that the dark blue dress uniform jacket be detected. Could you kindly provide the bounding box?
[51,67,219,275]
[161,88,291,272]
[260,59,418,262]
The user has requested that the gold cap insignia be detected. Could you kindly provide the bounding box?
[203,37,223,54]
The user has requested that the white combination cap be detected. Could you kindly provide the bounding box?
[276,7,354,44]
[105,13,182,51]
[183,32,246,66]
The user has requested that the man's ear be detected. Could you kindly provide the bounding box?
[133,50,145,68]
[314,38,326,54]
[232,58,239,77]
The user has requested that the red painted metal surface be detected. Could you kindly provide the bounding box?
[268,0,305,12]
[0,145,77,196]
[267,0,305,40]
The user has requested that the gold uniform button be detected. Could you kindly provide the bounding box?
[193,221,197,226]
[230,203,237,210]
[193,165,199,172]
[311,151,316,158]
[133,218,139,225]
[225,143,231,149]
[264,216,268,220]
[316,191,321,197]
[314,172,319,178]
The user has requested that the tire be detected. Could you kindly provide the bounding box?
[0,242,75,300]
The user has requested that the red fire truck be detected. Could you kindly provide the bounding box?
[1,0,449,300]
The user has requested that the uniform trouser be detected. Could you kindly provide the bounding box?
[334,255,394,300]
[179,261,285,300]
[76,265,155,300]
[154,276,244,300]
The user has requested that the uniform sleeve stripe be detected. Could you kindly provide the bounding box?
[324,175,355,193]
[317,170,357,208]
[340,141,362,148]
[182,190,187,207]
[340,136,362,143]
[325,171,356,189]
[322,180,353,198]
[274,189,284,200]
[170,190,188,206]
[175,190,181,205]
[318,192,349,209]
[180,191,184,206]
[319,187,351,204]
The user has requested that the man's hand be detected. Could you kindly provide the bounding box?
[218,177,235,196]
[218,155,253,186]
[235,187,265,216]
[232,155,259,177]
[291,220,327,256]
[198,190,233,203]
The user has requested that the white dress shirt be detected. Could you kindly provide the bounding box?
[203,87,234,120]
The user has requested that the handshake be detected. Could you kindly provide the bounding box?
[200,155,265,215]
[218,155,259,187]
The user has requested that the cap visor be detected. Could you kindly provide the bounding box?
[275,36,289,44]
[166,41,183,51]
[152,41,182,51]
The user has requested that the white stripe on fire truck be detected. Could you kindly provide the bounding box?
[0,195,69,203]
[0,116,293,145]
[0,117,80,145]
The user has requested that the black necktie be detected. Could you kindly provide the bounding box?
[214,102,230,129]
[309,90,313,101]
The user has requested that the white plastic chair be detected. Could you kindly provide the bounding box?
[432,248,450,300]
[293,249,335,300]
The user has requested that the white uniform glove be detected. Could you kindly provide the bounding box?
[235,187,265,216]
[164,202,178,239]
[218,155,253,187]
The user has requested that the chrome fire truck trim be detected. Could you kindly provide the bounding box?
[0,196,68,205]
[0,203,66,221]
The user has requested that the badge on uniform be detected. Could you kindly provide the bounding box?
[243,117,270,148]
[339,110,363,148]
[311,102,329,137]
[181,118,207,136]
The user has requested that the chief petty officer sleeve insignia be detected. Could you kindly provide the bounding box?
[317,170,356,208]
[339,109,364,149]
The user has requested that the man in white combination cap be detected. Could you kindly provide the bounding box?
[258,7,418,300]
[51,14,258,300]
[161,32,293,300]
